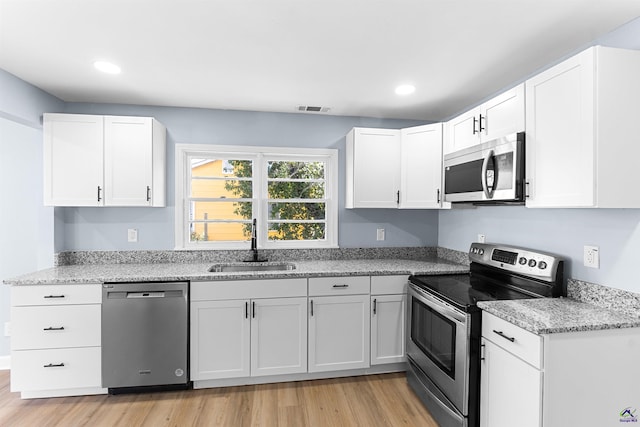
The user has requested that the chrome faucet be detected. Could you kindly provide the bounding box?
[247,218,267,262]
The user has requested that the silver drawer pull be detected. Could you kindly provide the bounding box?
[332,284,349,288]
[44,363,65,368]
[44,295,65,299]
[43,326,65,331]
[493,330,516,343]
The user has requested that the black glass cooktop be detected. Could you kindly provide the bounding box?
[409,272,539,312]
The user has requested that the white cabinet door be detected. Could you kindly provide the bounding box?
[251,297,307,377]
[444,108,480,154]
[400,124,444,209]
[308,295,370,372]
[345,128,401,208]
[480,339,542,427]
[525,49,595,208]
[43,114,104,206]
[371,294,406,365]
[190,299,251,380]
[104,116,154,206]
[481,83,525,142]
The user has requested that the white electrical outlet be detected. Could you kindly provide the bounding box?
[478,234,486,243]
[128,228,138,243]
[584,245,599,268]
[377,228,385,241]
[4,322,10,337]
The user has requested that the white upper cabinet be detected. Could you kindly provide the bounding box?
[43,113,166,207]
[525,46,640,208]
[44,114,104,206]
[346,124,446,209]
[400,124,445,209]
[346,127,401,208]
[444,84,525,154]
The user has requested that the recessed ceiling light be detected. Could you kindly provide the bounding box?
[94,61,121,74]
[395,84,416,96]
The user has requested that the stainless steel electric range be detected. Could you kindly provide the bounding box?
[406,243,565,427]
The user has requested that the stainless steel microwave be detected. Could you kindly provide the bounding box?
[444,132,525,204]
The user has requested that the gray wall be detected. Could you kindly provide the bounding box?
[0,70,60,359]
[58,103,436,251]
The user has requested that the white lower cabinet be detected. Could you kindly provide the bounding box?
[190,279,307,381]
[371,276,407,365]
[308,276,371,372]
[10,284,105,398]
[480,311,640,427]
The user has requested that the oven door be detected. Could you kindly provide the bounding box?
[407,283,471,415]
[444,132,524,203]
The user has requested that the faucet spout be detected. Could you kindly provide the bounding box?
[246,218,267,262]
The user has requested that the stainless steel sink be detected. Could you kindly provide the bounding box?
[208,262,296,273]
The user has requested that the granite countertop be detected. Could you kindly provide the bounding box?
[478,298,640,334]
[3,257,469,285]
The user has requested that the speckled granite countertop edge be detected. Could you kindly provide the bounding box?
[4,258,470,286]
[478,298,640,335]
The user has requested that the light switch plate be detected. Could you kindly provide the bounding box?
[376,228,385,241]
[128,228,138,243]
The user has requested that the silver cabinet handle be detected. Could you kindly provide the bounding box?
[396,190,400,205]
[493,330,516,342]
[43,326,65,331]
[373,298,377,315]
[310,300,314,316]
[252,301,256,319]
[472,116,478,134]
[332,284,349,288]
[97,186,102,202]
[525,181,531,198]
[478,114,485,132]
[146,186,151,202]
[480,343,486,361]
[44,363,65,368]
[245,301,249,319]
[437,189,441,204]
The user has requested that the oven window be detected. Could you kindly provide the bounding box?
[411,297,456,378]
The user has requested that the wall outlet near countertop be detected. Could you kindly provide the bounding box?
[478,234,486,243]
[128,228,138,243]
[584,245,599,268]
[376,228,385,241]
[4,322,10,337]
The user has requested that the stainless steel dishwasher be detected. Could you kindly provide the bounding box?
[102,281,189,392]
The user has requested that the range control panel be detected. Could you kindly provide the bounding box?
[469,243,563,282]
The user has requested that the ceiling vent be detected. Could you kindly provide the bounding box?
[297,105,331,113]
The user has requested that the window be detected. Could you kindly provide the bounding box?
[175,144,338,249]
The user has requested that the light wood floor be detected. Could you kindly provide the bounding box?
[0,371,438,426]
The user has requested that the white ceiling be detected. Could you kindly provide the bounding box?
[1,0,640,121]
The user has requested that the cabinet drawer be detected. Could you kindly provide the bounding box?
[12,284,102,306]
[482,312,542,368]
[11,305,101,350]
[191,278,307,301]
[371,275,408,295]
[11,347,101,392]
[308,276,370,296]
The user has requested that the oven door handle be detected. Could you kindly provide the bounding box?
[481,149,495,199]
[409,285,467,325]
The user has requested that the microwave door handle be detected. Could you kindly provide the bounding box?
[481,149,495,199]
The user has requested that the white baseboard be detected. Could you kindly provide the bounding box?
[0,355,10,370]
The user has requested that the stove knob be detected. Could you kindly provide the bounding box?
[538,261,547,270]
[471,248,477,254]
[518,257,527,265]
[478,249,484,255]
[528,259,537,268]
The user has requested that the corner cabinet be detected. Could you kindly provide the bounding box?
[10,284,106,399]
[480,312,640,427]
[43,113,166,207]
[346,124,446,209]
[444,84,524,154]
[525,46,640,208]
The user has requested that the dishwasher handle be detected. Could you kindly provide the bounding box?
[127,291,166,298]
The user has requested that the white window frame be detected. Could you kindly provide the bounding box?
[175,144,338,250]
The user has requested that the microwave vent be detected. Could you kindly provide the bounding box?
[297,105,331,113]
